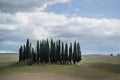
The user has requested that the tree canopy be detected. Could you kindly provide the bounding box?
[19,39,82,65]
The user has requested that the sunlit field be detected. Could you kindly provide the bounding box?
[0,53,120,80]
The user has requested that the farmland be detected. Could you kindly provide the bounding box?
[0,53,120,80]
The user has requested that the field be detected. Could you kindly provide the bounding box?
[0,53,120,80]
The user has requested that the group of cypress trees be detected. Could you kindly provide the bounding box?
[19,39,82,65]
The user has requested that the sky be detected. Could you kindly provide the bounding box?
[0,0,120,55]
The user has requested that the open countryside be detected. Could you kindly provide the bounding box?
[0,53,120,80]
[0,0,120,80]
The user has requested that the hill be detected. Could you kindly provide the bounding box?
[0,53,120,80]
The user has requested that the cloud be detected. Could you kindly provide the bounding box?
[0,0,120,54]
[0,11,120,54]
[0,0,71,12]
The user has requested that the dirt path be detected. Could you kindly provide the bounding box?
[0,73,80,80]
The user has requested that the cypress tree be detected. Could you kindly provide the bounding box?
[76,43,82,64]
[65,42,68,64]
[58,40,61,64]
[55,41,59,64]
[26,39,30,64]
[19,46,23,63]
[18,39,82,65]
[40,40,44,63]
[36,40,39,63]
[53,42,56,63]
[61,42,64,64]
[23,45,26,63]
[46,39,49,63]
[56,42,58,63]
[43,40,49,64]
[69,42,72,64]
[50,39,53,63]
[39,41,42,63]
[29,43,32,64]
[73,41,77,64]
[32,48,36,63]
[42,40,45,63]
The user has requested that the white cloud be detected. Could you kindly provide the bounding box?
[0,11,120,54]
[0,24,16,30]
[1,11,120,40]
[0,0,120,54]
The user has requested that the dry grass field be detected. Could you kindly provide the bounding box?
[0,53,120,80]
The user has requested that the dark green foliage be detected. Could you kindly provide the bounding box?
[25,39,32,64]
[18,39,82,65]
[61,42,64,64]
[23,45,26,62]
[76,43,81,63]
[36,40,40,63]
[46,39,49,63]
[19,46,23,63]
[53,42,56,63]
[50,39,54,63]
[26,39,30,60]
[65,42,68,64]
[55,40,61,64]
[69,42,72,64]
[73,41,77,64]
[32,48,36,63]
[58,40,61,63]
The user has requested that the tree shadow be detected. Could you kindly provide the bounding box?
[88,62,120,73]
[0,62,19,73]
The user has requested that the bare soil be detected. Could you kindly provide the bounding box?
[0,73,80,80]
